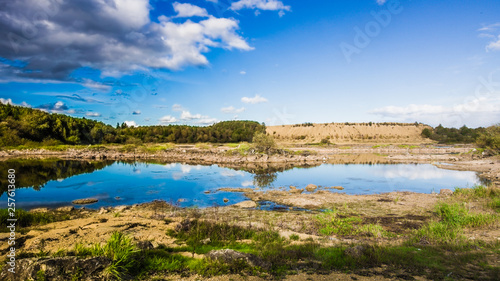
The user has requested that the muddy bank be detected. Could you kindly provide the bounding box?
[1,144,498,183]
[0,146,327,164]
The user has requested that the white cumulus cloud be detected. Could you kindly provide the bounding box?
[478,22,500,52]
[173,2,209,18]
[124,120,138,127]
[486,35,500,51]
[172,104,184,111]
[179,111,217,125]
[159,115,178,124]
[241,94,268,104]
[221,106,246,114]
[0,98,13,105]
[0,0,254,84]
[370,96,500,127]
[85,112,102,117]
[231,0,291,15]
[180,111,203,120]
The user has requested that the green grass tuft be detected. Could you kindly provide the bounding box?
[315,209,362,236]
[413,202,497,245]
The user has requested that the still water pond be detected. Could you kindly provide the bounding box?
[0,159,483,210]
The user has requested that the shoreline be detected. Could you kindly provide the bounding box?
[1,144,498,184]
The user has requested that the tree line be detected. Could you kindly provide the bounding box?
[0,103,265,146]
[421,125,486,144]
[422,124,500,154]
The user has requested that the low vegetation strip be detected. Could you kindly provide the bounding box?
[0,209,70,232]
[422,124,500,154]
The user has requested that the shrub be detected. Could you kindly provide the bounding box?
[252,132,276,153]
[476,124,500,154]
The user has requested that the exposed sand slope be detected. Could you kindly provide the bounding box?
[267,123,431,144]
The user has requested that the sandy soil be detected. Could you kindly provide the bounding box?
[267,123,430,145]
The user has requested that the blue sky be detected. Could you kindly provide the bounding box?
[1,0,500,128]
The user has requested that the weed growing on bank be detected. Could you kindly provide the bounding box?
[0,209,70,232]
[454,185,500,214]
[412,202,498,245]
[315,208,392,238]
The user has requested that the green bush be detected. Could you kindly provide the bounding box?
[421,124,486,144]
[252,132,276,153]
[476,124,500,154]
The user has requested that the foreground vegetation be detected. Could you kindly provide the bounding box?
[6,185,498,280]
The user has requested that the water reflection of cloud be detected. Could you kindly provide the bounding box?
[172,173,183,180]
[381,165,478,182]
[165,163,204,180]
[181,165,202,174]
[55,181,104,189]
[241,181,253,187]
[220,170,245,177]
[164,163,177,169]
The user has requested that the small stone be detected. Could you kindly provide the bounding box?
[206,249,268,268]
[289,188,304,194]
[344,245,365,259]
[305,184,318,192]
[200,238,211,245]
[56,206,75,212]
[439,189,453,196]
[72,198,98,205]
[114,205,129,212]
[136,241,154,250]
[233,201,257,208]
[29,208,49,213]
[332,186,344,190]
[0,257,111,280]
[223,198,229,203]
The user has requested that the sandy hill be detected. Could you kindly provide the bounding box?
[266,123,431,144]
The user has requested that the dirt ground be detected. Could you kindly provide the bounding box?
[267,123,430,145]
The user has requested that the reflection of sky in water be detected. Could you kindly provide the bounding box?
[3,162,481,210]
[271,164,480,194]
